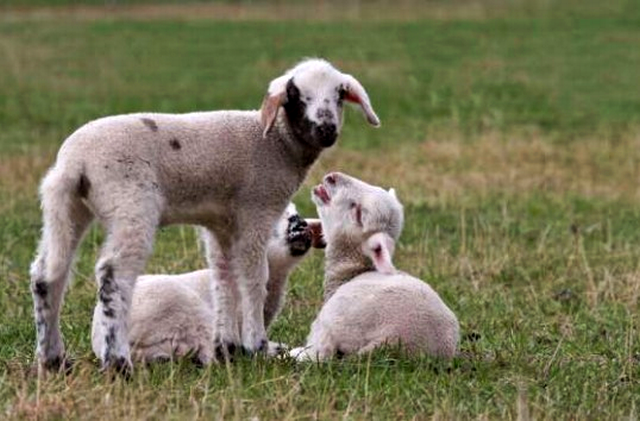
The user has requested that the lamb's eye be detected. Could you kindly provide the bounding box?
[305,96,312,102]
[338,88,346,101]
[349,202,357,208]
[351,202,363,226]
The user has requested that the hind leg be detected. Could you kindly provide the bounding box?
[93,210,158,375]
[30,197,93,372]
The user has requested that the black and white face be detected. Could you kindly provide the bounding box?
[261,59,380,148]
[311,172,403,245]
[283,76,345,148]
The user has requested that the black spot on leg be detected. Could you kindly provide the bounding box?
[35,316,47,342]
[99,264,117,317]
[169,138,181,150]
[99,292,112,306]
[104,326,116,357]
[140,117,158,132]
[33,280,48,299]
[106,327,115,344]
[99,264,116,293]
[33,280,50,311]
[35,304,46,321]
[77,174,91,198]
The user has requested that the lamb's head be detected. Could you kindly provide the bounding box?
[261,59,380,148]
[311,172,403,274]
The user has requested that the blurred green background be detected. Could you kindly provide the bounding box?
[1,1,639,419]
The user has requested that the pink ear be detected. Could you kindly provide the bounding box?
[261,74,291,138]
[260,92,286,138]
[342,74,380,127]
[362,233,396,274]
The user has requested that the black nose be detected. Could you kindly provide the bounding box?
[316,123,337,147]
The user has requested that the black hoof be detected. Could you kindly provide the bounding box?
[242,339,269,357]
[287,215,312,256]
[42,355,74,375]
[214,342,237,362]
[269,342,287,356]
[148,355,172,365]
[101,357,132,380]
[462,332,482,342]
[258,339,268,352]
[190,354,209,368]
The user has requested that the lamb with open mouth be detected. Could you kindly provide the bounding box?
[313,184,332,205]
[291,172,460,361]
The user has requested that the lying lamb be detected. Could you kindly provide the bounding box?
[290,173,459,361]
[30,58,380,374]
[91,204,324,365]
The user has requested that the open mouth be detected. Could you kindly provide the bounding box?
[313,184,331,205]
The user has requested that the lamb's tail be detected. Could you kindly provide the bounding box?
[32,163,93,282]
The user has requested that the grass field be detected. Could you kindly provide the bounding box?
[1,1,640,419]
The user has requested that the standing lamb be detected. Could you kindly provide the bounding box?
[290,172,459,361]
[30,58,380,374]
[91,204,324,365]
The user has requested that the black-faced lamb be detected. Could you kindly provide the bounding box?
[290,173,459,361]
[91,204,323,365]
[29,58,379,374]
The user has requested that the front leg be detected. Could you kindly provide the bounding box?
[264,214,313,328]
[235,236,270,354]
[201,228,241,360]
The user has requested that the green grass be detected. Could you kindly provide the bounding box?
[1,1,640,419]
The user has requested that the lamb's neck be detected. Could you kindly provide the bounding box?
[272,115,323,170]
[323,241,374,302]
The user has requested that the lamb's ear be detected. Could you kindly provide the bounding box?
[305,218,326,249]
[388,188,397,200]
[362,232,396,275]
[261,75,289,138]
[342,74,380,127]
